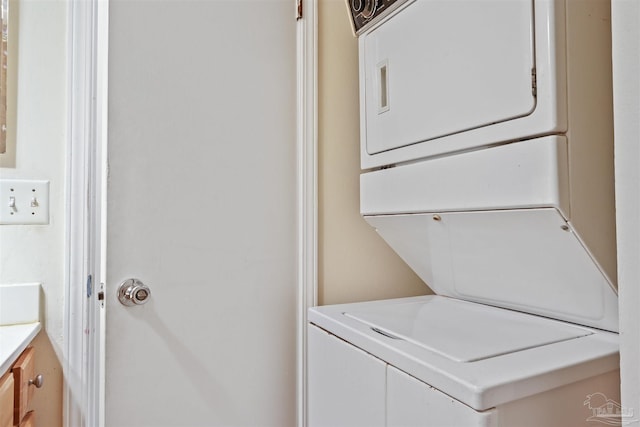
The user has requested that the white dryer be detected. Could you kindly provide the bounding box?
[308,0,620,426]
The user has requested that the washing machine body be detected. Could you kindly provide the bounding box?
[308,296,620,427]
[307,0,620,425]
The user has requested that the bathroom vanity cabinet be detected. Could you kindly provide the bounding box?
[0,346,38,427]
[0,284,42,426]
[0,370,13,427]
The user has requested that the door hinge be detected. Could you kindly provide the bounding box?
[296,0,303,20]
[531,67,537,97]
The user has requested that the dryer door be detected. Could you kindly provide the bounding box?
[362,0,536,156]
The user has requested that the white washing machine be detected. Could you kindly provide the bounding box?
[309,296,619,427]
[308,0,620,426]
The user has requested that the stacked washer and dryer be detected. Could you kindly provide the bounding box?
[308,0,621,426]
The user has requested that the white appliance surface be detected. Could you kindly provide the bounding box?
[360,136,570,216]
[364,208,619,332]
[363,0,536,156]
[359,0,567,168]
[323,0,619,419]
[344,297,592,362]
[309,295,620,410]
[356,0,617,331]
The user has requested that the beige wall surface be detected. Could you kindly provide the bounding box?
[0,1,66,426]
[318,0,429,305]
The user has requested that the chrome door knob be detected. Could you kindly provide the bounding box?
[118,278,151,306]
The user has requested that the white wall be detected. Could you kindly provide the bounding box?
[0,1,67,425]
[612,0,640,421]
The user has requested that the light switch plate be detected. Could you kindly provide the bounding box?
[0,180,50,225]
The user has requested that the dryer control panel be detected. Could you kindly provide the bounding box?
[346,0,411,36]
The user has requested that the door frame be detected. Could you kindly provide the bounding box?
[296,1,318,426]
[64,1,318,426]
[64,0,109,425]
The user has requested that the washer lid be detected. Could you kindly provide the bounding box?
[344,297,592,362]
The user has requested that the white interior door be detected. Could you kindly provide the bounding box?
[105,1,296,426]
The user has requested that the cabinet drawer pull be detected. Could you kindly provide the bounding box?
[28,374,43,388]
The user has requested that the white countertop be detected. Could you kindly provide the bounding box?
[0,322,41,374]
[0,283,42,374]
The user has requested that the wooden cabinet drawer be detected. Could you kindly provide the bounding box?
[12,347,35,426]
[18,411,34,427]
[0,371,13,427]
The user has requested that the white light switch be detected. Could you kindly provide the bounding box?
[0,180,50,225]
